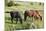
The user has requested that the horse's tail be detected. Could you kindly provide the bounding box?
[5,11,10,13]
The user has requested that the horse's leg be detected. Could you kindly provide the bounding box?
[11,17,13,23]
[39,16,42,20]
[19,17,22,24]
[24,15,27,21]
[32,16,34,22]
[16,18,18,24]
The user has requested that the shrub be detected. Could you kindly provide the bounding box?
[14,3,21,6]
[7,1,14,7]
[39,3,41,5]
[30,2,33,5]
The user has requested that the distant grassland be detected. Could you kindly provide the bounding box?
[5,2,44,11]
[5,2,44,31]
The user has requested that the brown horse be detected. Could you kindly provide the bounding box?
[24,10,42,21]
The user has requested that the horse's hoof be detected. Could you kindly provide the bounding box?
[11,23,13,24]
[24,21,25,22]
[16,23,17,24]
[21,23,22,24]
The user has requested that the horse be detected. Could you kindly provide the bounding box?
[24,10,42,21]
[9,11,22,24]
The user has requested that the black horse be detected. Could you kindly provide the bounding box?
[9,11,22,24]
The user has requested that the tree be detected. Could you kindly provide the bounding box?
[39,3,41,5]
[5,0,8,6]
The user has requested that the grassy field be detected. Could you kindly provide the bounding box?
[5,1,44,31]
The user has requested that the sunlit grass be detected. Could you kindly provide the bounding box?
[5,2,44,31]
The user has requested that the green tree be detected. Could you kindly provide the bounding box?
[5,0,8,6]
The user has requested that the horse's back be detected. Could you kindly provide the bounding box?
[10,11,21,18]
[24,10,34,16]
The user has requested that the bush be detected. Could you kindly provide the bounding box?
[14,4,21,6]
[30,2,33,5]
[22,23,31,29]
[7,1,14,7]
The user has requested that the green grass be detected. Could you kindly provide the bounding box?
[5,2,44,31]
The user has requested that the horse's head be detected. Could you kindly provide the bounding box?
[39,15,42,20]
[35,10,39,14]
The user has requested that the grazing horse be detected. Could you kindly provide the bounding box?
[10,11,22,24]
[24,10,42,21]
